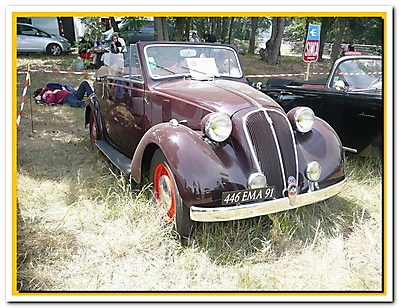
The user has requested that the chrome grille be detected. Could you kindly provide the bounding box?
[245,109,298,197]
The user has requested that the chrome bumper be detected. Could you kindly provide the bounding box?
[190,178,347,222]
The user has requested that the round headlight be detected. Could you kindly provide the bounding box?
[306,161,322,181]
[202,112,232,142]
[293,107,315,133]
[248,172,267,189]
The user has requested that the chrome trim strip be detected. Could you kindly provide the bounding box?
[190,177,347,222]
[242,109,263,173]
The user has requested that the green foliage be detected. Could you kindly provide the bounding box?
[284,17,308,42]
[79,17,104,41]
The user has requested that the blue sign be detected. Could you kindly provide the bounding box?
[307,24,321,41]
[303,24,321,62]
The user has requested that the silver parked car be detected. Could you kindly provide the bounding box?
[17,23,71,56]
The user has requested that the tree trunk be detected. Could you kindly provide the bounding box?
[161,17,169,41]
[185,17,191,41]
[330,18,348,62]
[154,17,163,41]
[174,17,186,41]
[266,17,284,65]
[248,17,258,54]
[227,17,234,44]
[319,17,334,59]
[110,17,119,32]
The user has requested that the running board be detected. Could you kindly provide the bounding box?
[95,140,132,175]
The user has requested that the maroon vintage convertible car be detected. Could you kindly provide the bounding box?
[85,41,347,244]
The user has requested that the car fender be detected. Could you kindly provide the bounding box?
[295,117,346,187]
[131,122,249,207]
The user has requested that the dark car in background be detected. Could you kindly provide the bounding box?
[251,55,383,157]
[102,19,175,44]
[17,22,71,56]
[85,41,347,244]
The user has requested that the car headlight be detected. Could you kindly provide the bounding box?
[306,161,322,181]
[288,107,315,133]
[201,112,232,142]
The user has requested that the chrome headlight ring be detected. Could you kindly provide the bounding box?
[201,112,232,143]
[289,107,315,133]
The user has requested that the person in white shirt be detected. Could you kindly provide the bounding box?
[190,32,199,42]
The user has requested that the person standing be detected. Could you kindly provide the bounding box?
[190,32,199,42]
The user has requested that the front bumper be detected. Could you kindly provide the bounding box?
[190,177,347,222]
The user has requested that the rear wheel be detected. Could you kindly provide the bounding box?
[150,149,196,245]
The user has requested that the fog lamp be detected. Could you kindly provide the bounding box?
[306,161,322,181]
[248,172,267,189]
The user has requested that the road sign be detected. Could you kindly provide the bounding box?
[303,24,321,62]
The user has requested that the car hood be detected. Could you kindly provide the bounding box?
[152,79,283,116]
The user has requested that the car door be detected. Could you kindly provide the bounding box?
[95,47,146,157]
[338,91,382,154]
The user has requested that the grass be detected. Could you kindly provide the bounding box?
[13,53,385,296]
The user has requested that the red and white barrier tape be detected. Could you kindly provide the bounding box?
[18,69,95,75]
[19,69,381,78]
[247,71,381,78]
[16,69,30,129]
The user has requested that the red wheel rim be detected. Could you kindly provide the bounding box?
[153,162,176,223]
[90,114,97,146]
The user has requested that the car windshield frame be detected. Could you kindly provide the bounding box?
[332,57,382,91]
[143,43,243,80]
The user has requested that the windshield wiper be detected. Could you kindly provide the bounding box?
[180,66,220,80]
[149,62,184,76]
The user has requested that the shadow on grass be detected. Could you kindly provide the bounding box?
[193,193,371,266]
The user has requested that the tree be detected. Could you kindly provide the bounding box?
[110,17,119,32]
[248,17,259,54]
[330,18,348,62]
[227,17,234,44]
[266,17,285,65]
[154,17,163,41]
[161,17,169,41]
[319,17,334,59]
[78,17,103,41]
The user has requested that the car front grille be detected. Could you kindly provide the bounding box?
[245,109,298,198]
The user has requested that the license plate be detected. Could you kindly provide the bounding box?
[221,187,276,205]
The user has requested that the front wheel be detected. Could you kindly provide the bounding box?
[46,43,62,56]
[150,149,197,245]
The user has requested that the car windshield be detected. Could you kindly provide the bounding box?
[143,43,243,80]
[334,58,382,91]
